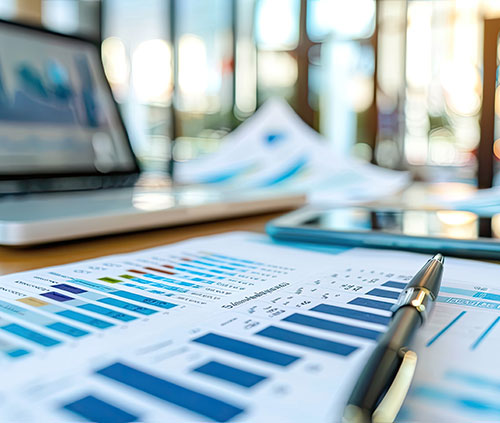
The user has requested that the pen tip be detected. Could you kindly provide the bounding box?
[433,253,444,264]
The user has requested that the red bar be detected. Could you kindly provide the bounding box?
[128,269,147,275]
[181,258,192,262]
[163,264,174,269]
[145,266,176,275]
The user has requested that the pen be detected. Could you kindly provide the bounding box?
[343,253,444,423]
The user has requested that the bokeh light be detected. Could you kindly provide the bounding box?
[132,39,172,104]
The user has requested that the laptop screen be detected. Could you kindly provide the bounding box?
[0,20,138,182]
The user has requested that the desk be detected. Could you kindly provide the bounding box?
[0,182,478,276]
[0,213,282,276]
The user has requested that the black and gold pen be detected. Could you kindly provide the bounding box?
[343,253,444,423]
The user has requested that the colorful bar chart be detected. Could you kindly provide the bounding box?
[96,362,245,422]
[192,333,300,367]
[192,360,267,388]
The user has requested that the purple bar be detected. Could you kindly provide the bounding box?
[53,284,87,294]
[40,291,73,302]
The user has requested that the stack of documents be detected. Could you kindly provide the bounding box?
[0,233,498,421]
[176,99,410,206]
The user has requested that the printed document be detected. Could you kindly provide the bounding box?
[175,99,410,206]
[0,232,498,421]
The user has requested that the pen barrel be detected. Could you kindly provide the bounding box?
[345,307,422,422]
[406,257,443,299]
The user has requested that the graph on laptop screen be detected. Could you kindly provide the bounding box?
[0,22,136,175]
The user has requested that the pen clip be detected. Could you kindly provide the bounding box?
[371,349,418,423]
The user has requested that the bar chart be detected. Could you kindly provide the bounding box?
[3,232,489,422]
[0,246,298,363]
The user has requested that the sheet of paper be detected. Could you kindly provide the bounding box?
[175,99,410,205]
[0,233,498,421]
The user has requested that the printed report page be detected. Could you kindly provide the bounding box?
[0,232,497,421]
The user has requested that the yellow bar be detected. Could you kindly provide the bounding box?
[17,297,48,307]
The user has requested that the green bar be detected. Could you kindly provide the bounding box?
[120,275,135,280]
[98,277,123,284]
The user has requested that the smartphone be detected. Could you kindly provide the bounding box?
[266,206,500,259]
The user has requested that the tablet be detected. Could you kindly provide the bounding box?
[266,206,500,259]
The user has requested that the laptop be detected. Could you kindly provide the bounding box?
[0,20,304,246]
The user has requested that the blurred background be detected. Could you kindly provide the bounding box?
[3,0,500,188]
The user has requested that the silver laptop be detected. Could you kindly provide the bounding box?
[0,20,304,246]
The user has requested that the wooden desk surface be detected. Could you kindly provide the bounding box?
[0,213,282,276]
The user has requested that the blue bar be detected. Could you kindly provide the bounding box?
[70,279,116,293]
[412,385,500,416]
[56,310,114,329]
[202,256,255,268]
[193,333,299,367]
[148,283,188,293]
[175,267,213,277]
[310,304,391,325]
[184,262,237,273]
[63,394,139,423]
[139,281,189,293]
[202,269,224,274]
[474,292,500,302]
[144,274,201,287]
[41,291,73,302]
[441,287,500,304]
[256,326,358,356]
[96,362,244,422]
[447,371,500,391]
[440,286,475,296]
[111,291,177,310]
[426,311,466,346]
[193,361,267,388]
[6,349,30,358]
[348,297,394,311]
[283,313,381,340]
[212,253,259,265]
[53,283,87,294]
[97,297,157,315]
[46,322,89,338]
[471,316,500,350]
[192,260,219,268]
[366,289,400,300]
[382,281,407,289]
[78,304,136,322]
[1,323,60,347]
